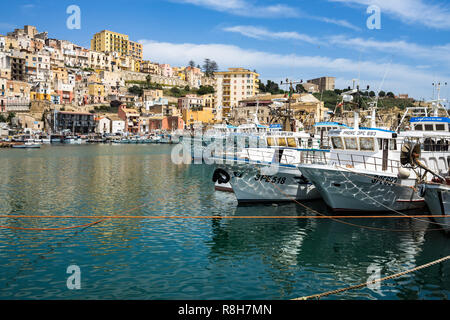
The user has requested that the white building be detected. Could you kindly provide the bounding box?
[97,117,111,134]
[108,116,125,134]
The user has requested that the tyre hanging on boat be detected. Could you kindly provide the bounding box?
[212,168,231,184]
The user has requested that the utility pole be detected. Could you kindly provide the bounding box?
[280,78,304,131]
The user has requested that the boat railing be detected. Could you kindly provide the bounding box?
[319,153,402,173]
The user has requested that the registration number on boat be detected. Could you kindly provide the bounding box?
[371,175,398,186]
[255,175,287,184]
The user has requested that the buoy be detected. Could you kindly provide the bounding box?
[397,167,410,179]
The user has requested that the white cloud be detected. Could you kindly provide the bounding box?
[329,0,450,29]
[140,39,446,99]
[328,35,450,66]
[312,17,361,31]
[174,0,361,30]
[173,0,300,18]
[223,25,321,44]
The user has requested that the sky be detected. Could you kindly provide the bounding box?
[1,0,449,102]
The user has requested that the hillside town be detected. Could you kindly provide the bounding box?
[0,25,342,139]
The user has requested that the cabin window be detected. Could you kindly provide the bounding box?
[331,137,344,149]
[267,137,275,147]
[436,124,446,131]
[425,124,434,131]
[308,138,313,148]
[278,137,287,147]
[297,138,304,148]
[389,139,397,151]
[259,138,268,148]
[359,137,375,151]
[344,137,358,150]
[287,137,297,148]
[415,124,423,131]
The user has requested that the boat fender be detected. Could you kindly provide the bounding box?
[397,168,411,179]
[212,169,231,184]
[418,184,427,198]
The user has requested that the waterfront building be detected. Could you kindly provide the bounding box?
[118,105,140,134]
[54,111,97,134]
[107,115,126,134]
[214,68,260,122]
[96,116,111,134]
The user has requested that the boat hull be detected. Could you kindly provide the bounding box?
[216,162,320,203]
[299,164,425,212]
[422,183,450,233]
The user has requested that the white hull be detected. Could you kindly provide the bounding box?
[217,162,320,203]
[422,183,450,233]
[299,164,425,212]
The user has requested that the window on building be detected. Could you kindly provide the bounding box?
[415,124,423,131]
[436,124,446,131]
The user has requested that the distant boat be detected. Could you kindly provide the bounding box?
[12,142,41,149]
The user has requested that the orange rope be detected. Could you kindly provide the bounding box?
[0,215,446,219]
[0,219,106,231]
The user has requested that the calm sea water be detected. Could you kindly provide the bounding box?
[0,144,448,300]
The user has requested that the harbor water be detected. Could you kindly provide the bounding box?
[0,144,449,300]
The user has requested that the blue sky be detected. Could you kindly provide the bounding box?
[1,0,450,101]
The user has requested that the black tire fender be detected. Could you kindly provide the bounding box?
[212,169,231,184]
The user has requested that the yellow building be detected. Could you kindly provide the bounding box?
[91,30,143,61]
[30,92,51,101]
[182,108,216,126]
[88,83,105,97]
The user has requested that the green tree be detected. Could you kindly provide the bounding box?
[188,60,196,68]
[0,114,6,123]
[128,85,143,97]
[146,75,152,87]
[170,87,181,97]
[7,112,15,125]
[386,92,395,98]
[197,85,215,95]
[184,85,191,92]
[296,84,307,93]
[378,91,386,98]
[369,91,376,97]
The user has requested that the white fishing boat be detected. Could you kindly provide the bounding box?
[211,133,329,202]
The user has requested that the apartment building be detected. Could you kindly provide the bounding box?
[214,68,259,120]
[91,30,143,61]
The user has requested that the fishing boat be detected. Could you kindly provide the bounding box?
[12,141,41,149]
[420,181,450,233]
[210,131,329,202]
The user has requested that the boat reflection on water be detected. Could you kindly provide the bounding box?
[205,200,449,299]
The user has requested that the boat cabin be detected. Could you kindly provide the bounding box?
[326,127,400,172]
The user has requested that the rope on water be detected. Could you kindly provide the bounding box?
[293,255,450,300]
